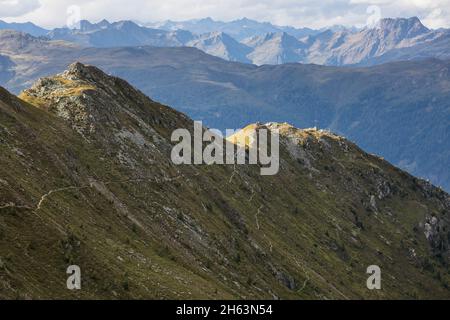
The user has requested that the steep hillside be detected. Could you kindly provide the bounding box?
[0,63,449,299]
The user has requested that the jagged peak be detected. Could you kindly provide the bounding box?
[19,62,125,114]
[64,61,109,82]
[195,31,240,44]
[244,31,303,48]
[20,62,143,109]
[18,63,185,139]
[72,19,140,32]
[53,61,141,96]
[78,19,96,31]
[112,20,140,29]
[97,19,110,26]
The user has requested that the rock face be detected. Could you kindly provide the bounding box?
[0,64,449,299]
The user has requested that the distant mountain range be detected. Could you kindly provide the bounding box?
[239,17,450,66]
[0,30,448,192]
[47,20,194,48]
[302,17,450,66]
[0,20,48,37]
[146,17,319,40]
[186,31,252,63]
[1,17,449,66]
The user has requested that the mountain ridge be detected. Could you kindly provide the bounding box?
[0,20,48,37]
[186,31,252,63]
[1,63,449,299]
[3,16,448,66]
[146,17,319,40]
[0,31,448,191]
[47,20,193,48]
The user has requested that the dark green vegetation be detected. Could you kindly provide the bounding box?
[0,30,448,191]
[0,63,449,299]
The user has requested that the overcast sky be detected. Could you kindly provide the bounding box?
[1,0,449,29]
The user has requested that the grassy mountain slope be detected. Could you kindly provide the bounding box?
[0,63,449,299]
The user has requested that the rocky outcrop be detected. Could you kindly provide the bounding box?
[423,215,449,256]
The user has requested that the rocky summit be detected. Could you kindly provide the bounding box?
[0,63,449,299]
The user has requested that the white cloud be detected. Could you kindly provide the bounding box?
[0,0,40,17]
[1,0,449,29]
